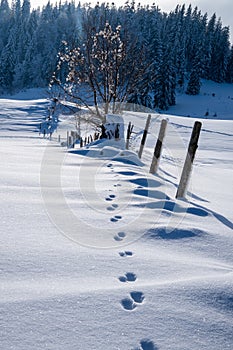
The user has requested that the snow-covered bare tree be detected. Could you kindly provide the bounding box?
[51,21,147,122]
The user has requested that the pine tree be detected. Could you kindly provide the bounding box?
[0,30,17,92]
[173,5,186,89]
[202,13,216,79]
[209,20,230,82]
[0,0,11,51]
[186,49,202,95]
[22,0,30,19]
[154,44,176,110]
[226,45,233,83]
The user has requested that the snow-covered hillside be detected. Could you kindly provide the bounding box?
[1,81,233,350]
[167,80,233,120]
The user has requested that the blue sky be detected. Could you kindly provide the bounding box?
[31,0,233,43]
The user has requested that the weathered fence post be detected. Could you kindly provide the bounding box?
[80,137,83,148]
[149,119,168,174]
[67,131,69,148]
[71,131,79,147]
[138,114,151,159]
[176,121,202,198]
[126,122,134,150]
[69,136,72,148]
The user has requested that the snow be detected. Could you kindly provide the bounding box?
[166,80,233,120]
[0,80,233,350]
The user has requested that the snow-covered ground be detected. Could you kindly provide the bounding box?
[0,81,233,350]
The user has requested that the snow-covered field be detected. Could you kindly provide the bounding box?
[1,82,233,350]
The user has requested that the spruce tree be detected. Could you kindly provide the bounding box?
[226,45,233,83]
[186,50,202,95]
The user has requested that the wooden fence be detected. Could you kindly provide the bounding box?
[57,116,202,199]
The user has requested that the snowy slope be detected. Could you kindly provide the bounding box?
[166,80,233,120]
[0,82,233,350]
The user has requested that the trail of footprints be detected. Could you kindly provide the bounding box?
[118,270,145,311]
[118,254,157,348]
[105,163,126,240]
[106,193,123,225]
[106,163,156,349]
[118,262,157,349]
[106,163,144,312]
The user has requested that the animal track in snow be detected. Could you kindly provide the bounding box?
[118,272,137,283]
[135,339,158,350]
[107,203,119,211]
[107,206,115,211]
[130,291,145,303]
[110,215,122,222]
[121,297,136,311]
[105,194,116,202]
[121,291,145,311]
[114,231,126,241]
[112,204,118,208]
[119,250,133,257]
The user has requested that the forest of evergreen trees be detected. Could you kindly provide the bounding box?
[0,0,233,110]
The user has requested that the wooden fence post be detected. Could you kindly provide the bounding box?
[69,136,73,148]
[138,114,151,159]
[176,121,202,198]
[126,122,134,150]
[67,131,69,148]
[149,119,168,174]
[80,137,83,148]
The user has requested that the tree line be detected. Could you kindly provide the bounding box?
[0,0,233,111]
